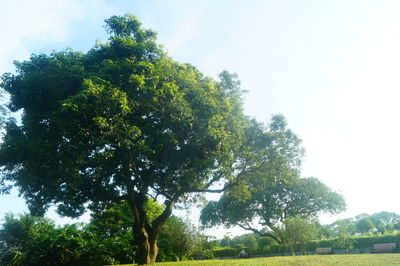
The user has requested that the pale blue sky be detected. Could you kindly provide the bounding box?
[1,0,400,237]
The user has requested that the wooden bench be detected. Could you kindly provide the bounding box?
[371,243,396,253]
[316,247,332,255]
[315,248,332,255]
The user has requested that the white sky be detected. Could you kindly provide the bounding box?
[1,0,400,238]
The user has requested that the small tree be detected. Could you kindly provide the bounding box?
[335,235,355,254]
[281,216,317,255]
[157,216,194,261]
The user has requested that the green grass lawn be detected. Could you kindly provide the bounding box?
[118,254,400,265]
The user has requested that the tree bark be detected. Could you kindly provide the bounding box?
[134,224,152,265]
[129,195,174,264]
[125,173,178,264]
[134,220,162,264]
[148,230,159,263]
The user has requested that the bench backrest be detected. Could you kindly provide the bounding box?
[316,247,332,253]
[373,243,396,250]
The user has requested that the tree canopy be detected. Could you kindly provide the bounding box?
[200,115,346,244]
[0,14,246,264]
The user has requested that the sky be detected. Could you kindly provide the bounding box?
[1,0,400,238]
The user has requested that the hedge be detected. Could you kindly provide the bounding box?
[213,247,239,257]
[214,233,400,256]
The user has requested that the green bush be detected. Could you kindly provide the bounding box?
[0,214,131,266]
[353,234,400,249]
[237,233,400,256]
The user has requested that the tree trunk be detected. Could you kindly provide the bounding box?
[149,235,159,263]
[135,225,152,265]
[125,181,176,264]
[134,224,161,264]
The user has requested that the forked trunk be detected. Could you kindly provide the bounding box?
[126,185,175,264]
[134,225,160,264]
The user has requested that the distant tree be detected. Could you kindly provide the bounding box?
[368,212,400,234]
[187,234,216,260]
[324,218,357,237]
[313,221,331,239]
[356,218,375,235]
[219,235,232,247]
[257,236,275,249]
[325,211,400,237]
[0,14,246,264]
[231,233,258,252]
[281,216,318,255]
[200,115,346,244]
[157,216,195,261]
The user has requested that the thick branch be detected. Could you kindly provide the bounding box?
[152,190,183,230]
[203,172,224,189]
[127,189,140,222]
[152,201,173,231]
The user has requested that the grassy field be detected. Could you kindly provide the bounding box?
[118,254,400,265]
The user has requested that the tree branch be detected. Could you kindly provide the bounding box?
[151,192,181,230]
[203,172,224,189]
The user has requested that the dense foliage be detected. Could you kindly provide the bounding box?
[0,212,214,265]
[2,210,400,264]
[0,14,246,264]
[0,214,94,266]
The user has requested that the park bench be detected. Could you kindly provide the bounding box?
[316,247,332,255]
[371,243,396,253]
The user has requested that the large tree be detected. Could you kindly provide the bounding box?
[0,15,246,264]
[200,115,346,244]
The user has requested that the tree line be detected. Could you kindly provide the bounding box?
[213,211,400,256]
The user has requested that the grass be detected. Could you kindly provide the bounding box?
[117,254,400,265]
